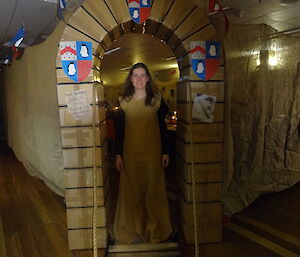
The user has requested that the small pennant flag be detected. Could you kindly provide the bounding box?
[12,45,20,60]
[8,25,25,47]
[57,0,66,20]
[2,53,13,65]
[208,0,229,35]
[1,49,13,65]
[208,0,225,14]
[59,0,66,9]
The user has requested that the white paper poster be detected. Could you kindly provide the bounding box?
[65,90,92,120]
[192,94,216,122]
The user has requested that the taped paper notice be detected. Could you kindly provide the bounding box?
[192,94,216,122]
[65,90,92,120]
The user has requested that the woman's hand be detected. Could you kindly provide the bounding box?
[115,155,124,171]
[162,154,170,167]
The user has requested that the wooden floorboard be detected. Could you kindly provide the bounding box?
[226,222,299,257]
[0,213,8,257]
[0,149,105,257]
[181,227,281,257]
[0,148,298,257]
[239,182,300,240]
[234,214,300,249]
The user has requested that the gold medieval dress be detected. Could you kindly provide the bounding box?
[113,96,172,243]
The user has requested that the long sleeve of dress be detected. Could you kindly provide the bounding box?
[157,98,170,155]
[114,108,125,156]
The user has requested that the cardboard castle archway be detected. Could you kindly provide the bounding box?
[56,0,224,249]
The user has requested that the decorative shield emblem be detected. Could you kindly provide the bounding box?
[190,41,221,80]
[128,0,151,24]
[60,41,93,83]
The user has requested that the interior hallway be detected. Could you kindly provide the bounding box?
[1,147,299,257]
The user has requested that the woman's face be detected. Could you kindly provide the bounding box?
[130,67,149,91]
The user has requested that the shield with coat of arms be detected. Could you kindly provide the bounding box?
[190,41,221,80]
[60,41,93,83]
[128,0,151,24]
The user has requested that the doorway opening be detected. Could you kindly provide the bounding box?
[99,32,180,248]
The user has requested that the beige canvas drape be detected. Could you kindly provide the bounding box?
[216,22,300,215]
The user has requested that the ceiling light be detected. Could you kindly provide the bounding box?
[268,56,278,66]
[120,66,131,71]
[279,0,300,6]
[93,66,100,71]
[256,58,260,66]
[43,0,58,3]
[169,63,179,69]
[283,27,300,35]
[104,47,121,55]
[161,56,176,61]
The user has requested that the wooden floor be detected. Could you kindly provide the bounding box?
[1,147,299,257]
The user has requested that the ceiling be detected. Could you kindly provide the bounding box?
[0,0,59,66]
[220,0,300,34]
[1,0,300,72]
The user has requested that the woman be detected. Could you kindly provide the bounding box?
[113,63,172,244]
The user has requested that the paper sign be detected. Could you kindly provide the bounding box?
[192,94,216,122]
[65,90,92,120]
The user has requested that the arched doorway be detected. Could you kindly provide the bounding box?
[56,0,224,250]
[99,31,179,247]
